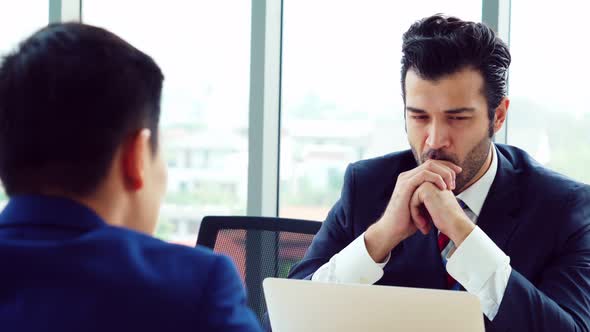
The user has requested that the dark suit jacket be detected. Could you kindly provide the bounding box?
[0,195,262,332]
[289,144,590,331]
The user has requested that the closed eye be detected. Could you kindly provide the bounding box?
[449,116,470,120]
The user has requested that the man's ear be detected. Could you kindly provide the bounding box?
[121,129,152,191]
[493,97,510,134]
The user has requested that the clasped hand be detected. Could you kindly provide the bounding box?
[365,159,474,262]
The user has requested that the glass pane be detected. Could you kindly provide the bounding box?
[0,1,48,55]
[508,1,589,183]
[0,0,49,208]
[83,1,251,244]
[280,1,482,220]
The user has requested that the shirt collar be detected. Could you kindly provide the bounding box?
[455,143,498,217]
[0,194,107,230]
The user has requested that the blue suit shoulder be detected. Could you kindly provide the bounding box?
[88,227,262,331]
[496,143,590,198]
[495,144,590,237]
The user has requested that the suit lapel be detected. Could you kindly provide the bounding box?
[476,146,522,251]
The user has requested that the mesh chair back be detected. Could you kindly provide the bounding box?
[196,216,321,322]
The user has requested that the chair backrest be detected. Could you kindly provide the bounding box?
[196,216,322,322]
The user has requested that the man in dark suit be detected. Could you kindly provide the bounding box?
[0,23,261,331]
[288,15,590,331]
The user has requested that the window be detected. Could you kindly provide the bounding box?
[0,1,48,56]
[0,0,49,207]
[83,0,251,244]
[279,1,482,220]
[508,1,590,183]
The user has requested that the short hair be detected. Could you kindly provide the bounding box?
[0,23,164,197]
[401,14,511,123]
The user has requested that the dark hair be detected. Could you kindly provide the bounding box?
[401,14,511,126]
[0,23,164,197]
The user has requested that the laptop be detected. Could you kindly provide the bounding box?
[263,278,484,332]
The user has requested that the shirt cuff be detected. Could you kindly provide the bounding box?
[335,232,390,284]
[446,226,511,320]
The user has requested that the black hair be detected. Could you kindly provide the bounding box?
[401,14,511,128]
[0,22,164,196]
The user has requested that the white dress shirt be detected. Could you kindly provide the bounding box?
[311,145,511,320]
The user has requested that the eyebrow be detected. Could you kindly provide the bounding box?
[406,107,476,114]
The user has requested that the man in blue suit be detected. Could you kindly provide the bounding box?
[0,23,261,331]
[288,15,590,331]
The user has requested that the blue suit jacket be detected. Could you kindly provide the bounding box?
[289,144,590,331]
[0,195,261,332]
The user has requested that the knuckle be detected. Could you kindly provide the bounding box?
[397,173,407,183]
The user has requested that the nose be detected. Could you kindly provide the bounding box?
[425,120,451,150]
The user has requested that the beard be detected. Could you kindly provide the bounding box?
[411,136,491,193]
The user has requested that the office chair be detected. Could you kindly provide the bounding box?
[196,216,322,322]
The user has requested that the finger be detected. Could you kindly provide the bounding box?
[397,165,426,182]
[410,189,430,235]
[407,222,419,236]
[425,162,457,190]
[417,205,433,235]
[431,160,463,174]
[421,221,432,235]
[408,170,447,192]
[418,205,434,235]
[398,158,461,183]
